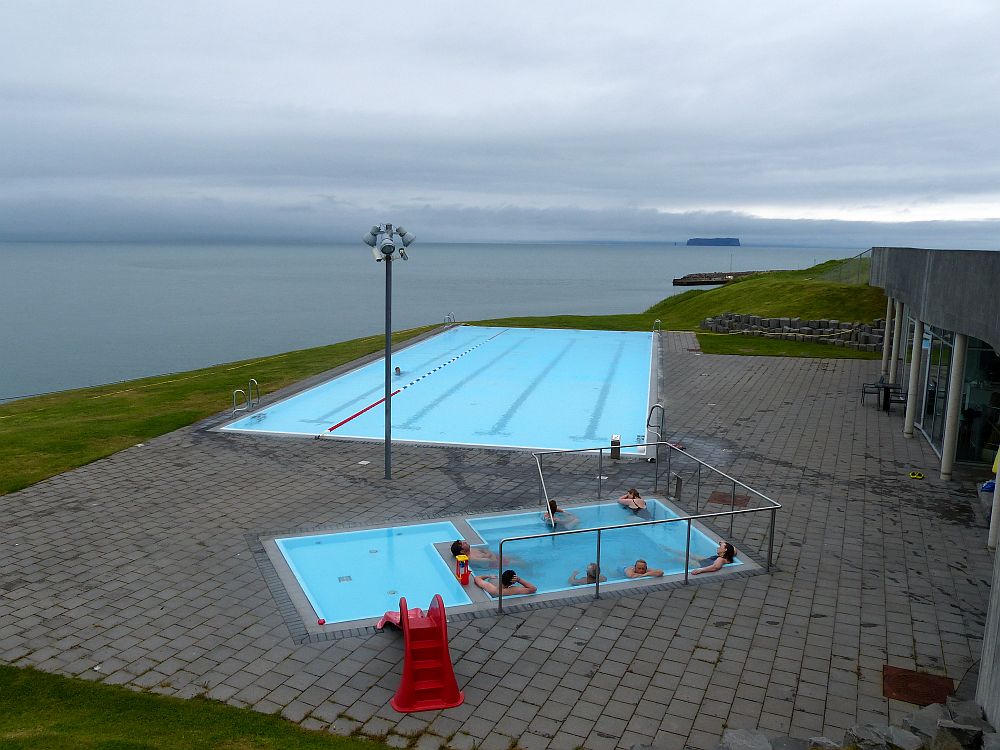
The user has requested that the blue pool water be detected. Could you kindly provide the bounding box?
[224,326,654,453]
[276,522,469,623]
[276,503,741,624]
[467,501,739,594]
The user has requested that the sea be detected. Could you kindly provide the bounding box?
[0,241,859,401]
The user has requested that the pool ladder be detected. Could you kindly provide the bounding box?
[232,378,260,415]
[444,312,456,323]
[646,403,665,461]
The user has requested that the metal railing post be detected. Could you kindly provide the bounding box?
[684,519,692,585]
[695,464,702,513]
[665,445,672,496]
[497,540,504,613]
[730,480,736,537]
[598,449,603,499]
[594,529,602,599]
[653,442,659,493]
[768,507,776,571]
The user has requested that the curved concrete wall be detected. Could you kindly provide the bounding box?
[869,247,1000,352]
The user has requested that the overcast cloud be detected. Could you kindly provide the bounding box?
[1,1,998,246]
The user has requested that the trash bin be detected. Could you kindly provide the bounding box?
[610,434,621,460]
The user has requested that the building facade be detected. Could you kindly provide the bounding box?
[868,246,999,723]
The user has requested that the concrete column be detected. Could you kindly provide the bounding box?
[880,296,894,377]
[903,319,924,438]
[888,300,904,384]
[940,332,968,481]
[989,462,999,550]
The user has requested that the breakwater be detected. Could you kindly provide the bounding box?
[701,312,886,351]
[673,270,778,286]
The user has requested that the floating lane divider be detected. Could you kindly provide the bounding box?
[324,328,509,434]
[325,390,402,432]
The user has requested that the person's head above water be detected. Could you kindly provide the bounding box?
[586,562,600,580]
[501,569,518,587]
[717,541,736,562]
[450,540,470,556]
[633,559,648,574]
[622,488,646,510]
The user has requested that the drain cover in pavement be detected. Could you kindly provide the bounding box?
[706,490,750,507]
[882,665,954,706]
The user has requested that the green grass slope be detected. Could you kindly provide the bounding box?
[0,328,432,496]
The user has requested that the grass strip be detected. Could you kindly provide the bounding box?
[0,328,432,495]
[0,664,384,749]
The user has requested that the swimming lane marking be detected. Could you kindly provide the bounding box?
[325,328,510,433]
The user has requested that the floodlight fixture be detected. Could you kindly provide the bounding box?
[396,226,415,247]
[361,222,416,480]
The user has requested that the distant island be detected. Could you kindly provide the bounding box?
[686,237,741,246]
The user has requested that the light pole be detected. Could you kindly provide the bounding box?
[363,223,415,480]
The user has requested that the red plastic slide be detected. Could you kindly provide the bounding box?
[386,594,463,712]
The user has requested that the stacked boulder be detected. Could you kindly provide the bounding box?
[700,313,886,352]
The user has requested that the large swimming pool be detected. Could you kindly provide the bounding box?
[224,326,655,453]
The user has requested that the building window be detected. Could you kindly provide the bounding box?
[958,337,1000,465]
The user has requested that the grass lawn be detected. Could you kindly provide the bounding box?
[697,333,880,359]
[0,665,383,749]
[0,327,433,496]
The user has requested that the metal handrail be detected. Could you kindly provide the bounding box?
[533,441,779,508]
[646,403,664,441]
[444,312,456,323]
[653,319,661,333]
[248,378,260,408]
[232,389,248,415]
[513,439,781,613]
[495,501,779,612]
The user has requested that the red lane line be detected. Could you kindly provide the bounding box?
[327,389,402,432]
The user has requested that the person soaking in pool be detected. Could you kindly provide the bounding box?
[568,562,606,586]
[618,488,646,512]
[691,541,736,575]
[450,539,517,568]
[542,500,580,529]
[474,570,537,597]
[625,559,663,578]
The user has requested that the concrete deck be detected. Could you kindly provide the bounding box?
[1,331,994,749]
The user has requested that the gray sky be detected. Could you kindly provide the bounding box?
[2,1,998,246]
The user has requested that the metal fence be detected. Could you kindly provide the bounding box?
[817,249,872,285]
[490,441,781,612]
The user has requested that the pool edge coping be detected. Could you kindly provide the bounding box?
[246,497,770,644]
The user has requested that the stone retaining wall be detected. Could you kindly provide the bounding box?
[700,312,886,352]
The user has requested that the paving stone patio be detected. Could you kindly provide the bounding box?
[1,330,995,749]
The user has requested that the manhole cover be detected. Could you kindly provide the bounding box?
[882,665,954,706]
[706,490,751,507]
